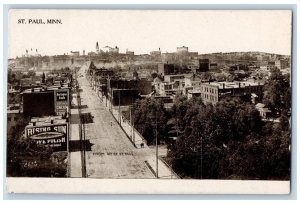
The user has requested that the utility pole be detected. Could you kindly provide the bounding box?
[132,97,135,147]
[130,105,132,140]
[201,136,203,179]
[118,89,121,125]
[156,111,158,178]
[133,108,135,146]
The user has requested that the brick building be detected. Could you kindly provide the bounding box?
[200,81,264,105]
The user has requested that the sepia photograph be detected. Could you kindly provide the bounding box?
[5,8,292,194]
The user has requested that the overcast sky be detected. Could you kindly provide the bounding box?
[9,10,292,58]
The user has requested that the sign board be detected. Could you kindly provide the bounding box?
[25,123,68,152]
[55,89,69,116]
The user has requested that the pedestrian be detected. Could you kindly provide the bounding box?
[111,121,112,126]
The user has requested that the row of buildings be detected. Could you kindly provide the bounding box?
[154,64,264,105]
[9,43,290,73]
[7,72,72,153]
[86,61,269,120]
[86,65,153,107]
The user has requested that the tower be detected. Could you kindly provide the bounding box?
[96,42,99,53]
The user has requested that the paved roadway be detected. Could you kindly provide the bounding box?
[75,67,155,179]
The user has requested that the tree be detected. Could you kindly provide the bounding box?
[7,116,67,177]
[166,96,288,180]
[42,72,46,83]
[263,67,291,115]
[89,61,96,70]
[27,70,36,78]
[133,69,139,80]
[151,72,158,79]
[133,98,168,145]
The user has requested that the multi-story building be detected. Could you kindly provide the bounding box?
[102,46,119,54]
[275,59,290,69]
[200,81,264,105]
[126,49,134,56]
[70,51,80,57]
[189,59,210,73]
[150,48,162,56]
[158,63,175,76]
[21,84,70,117]
[176,46,189,54]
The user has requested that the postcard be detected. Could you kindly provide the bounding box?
[6,9,292,194]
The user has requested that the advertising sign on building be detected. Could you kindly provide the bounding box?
[25,123,68,152]
[55,90,69,116]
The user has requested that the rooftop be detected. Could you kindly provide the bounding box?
[27,116,67,127]
[202,81,263,89]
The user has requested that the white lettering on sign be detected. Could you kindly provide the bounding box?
[56,92,68,101]
[53,126,67,133]
[56,105,67,109]
[47,137,66,144]
[26,125,67,137]
[27,126,51,137]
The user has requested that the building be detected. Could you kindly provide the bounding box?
[176,46,189,54]
[198,59,210,72]
[96,42,100,53]
[126,49,134,56]
[103,46,119,54]
[107,79,151,106]
[187,89,201,99]
[158,63,175,76]
[155,75,185,97]
[200,81,264,105]
[21,85,70,117]
[189,59,210,73]
[275,59,290,69]
[150,48,162,56]
[161,53,177,63]
[70,51,80,57]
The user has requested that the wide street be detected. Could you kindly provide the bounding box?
[69,65,169,179]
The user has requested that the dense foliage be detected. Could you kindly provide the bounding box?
[7,116,67,177]
[132,98,169,145]
[131,68,290,179]
[167,97,289,179]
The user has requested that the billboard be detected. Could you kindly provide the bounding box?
[25,123,68,152]
[55,90,69,116]
[23,92,55,117]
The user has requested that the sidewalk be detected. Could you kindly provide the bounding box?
[99,95,179,179]
[69,92,82,177]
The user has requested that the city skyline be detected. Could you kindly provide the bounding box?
[9,10,292,58]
